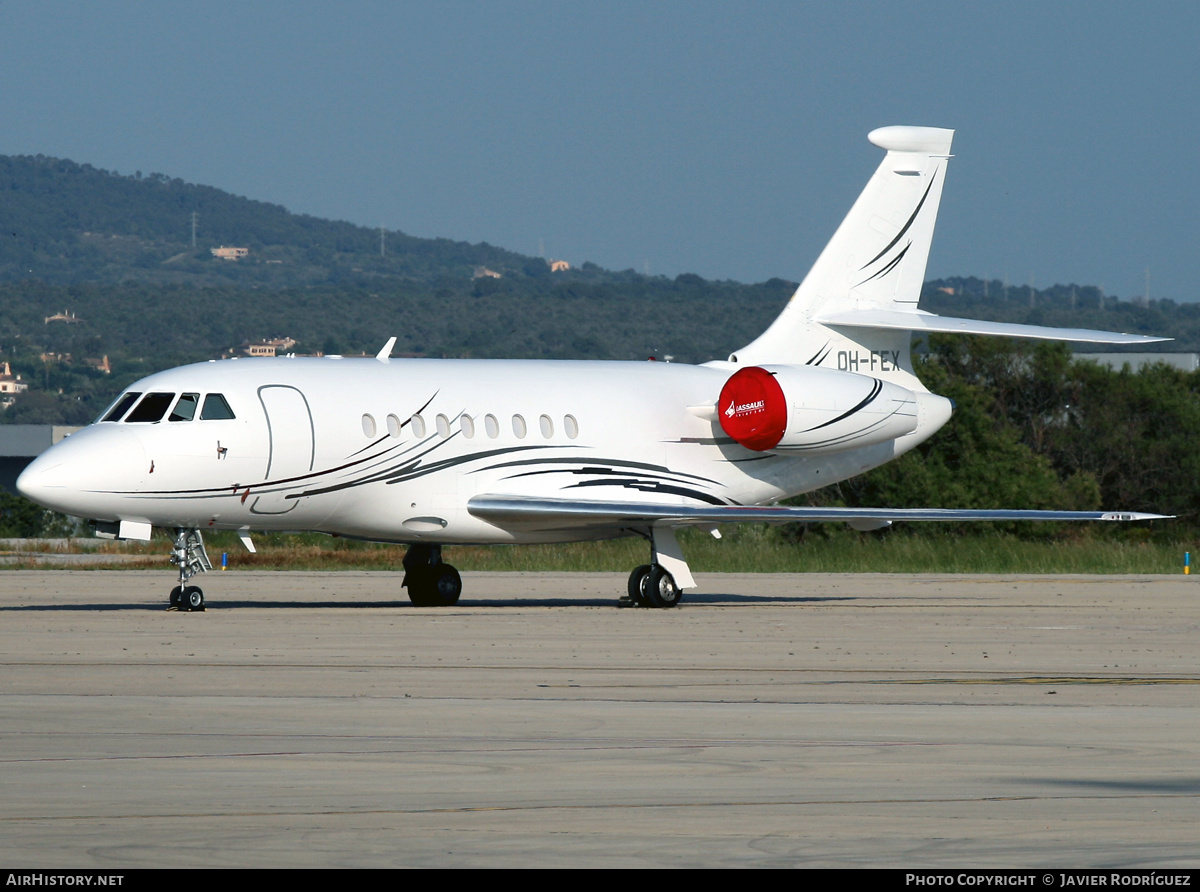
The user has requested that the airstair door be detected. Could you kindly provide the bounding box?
[252,385,315,515]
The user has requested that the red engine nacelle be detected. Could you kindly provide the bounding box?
[717,364,920,454]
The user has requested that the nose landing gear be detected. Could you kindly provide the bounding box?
[168,528,211,611]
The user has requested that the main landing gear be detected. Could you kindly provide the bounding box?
[626,564,683,608]
[402,544,462,607]
[623,525,691,608]
[400,527,690,609]
[168,528,211,612]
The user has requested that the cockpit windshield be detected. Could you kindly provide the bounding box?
[169,393,200,422]
[97,390,237,423]
[200,393,236,420]
[99,392,142,423]
[124,392,177,423]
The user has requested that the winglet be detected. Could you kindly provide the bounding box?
[376,337,397,362]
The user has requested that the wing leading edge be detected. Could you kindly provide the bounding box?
[467,494,1168,531]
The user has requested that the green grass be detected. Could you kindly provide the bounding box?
[4,525,1192,574]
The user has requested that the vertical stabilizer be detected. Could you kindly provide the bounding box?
[732,126,954,388]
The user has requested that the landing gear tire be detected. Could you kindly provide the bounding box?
[407,564,462,607]
[183,586,205,612]
[169,585,204,611]
[643,565,682,609]
[627,564,652,606]
[430,564,462,606]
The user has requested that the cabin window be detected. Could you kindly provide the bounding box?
[169,393,200,422]
[200,394,236,420]
[100,392,142,423]
[484,414,500,438]
[386,414,403,438]
[461,415,475,438]
[411,414,427,438]
[435,414,451,438]
[539,414,554,438]
[125,392,176,423]
[512,414,527,438]
[362,414,377,438]
[564,414,579,439]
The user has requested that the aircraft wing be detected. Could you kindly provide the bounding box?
[816,309,1171,345]
[467,494,1167,531]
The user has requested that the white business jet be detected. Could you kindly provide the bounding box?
[17,126,1168,610]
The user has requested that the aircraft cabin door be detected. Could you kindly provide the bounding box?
[251,385,315,515]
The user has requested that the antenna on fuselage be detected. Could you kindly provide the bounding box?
[376,337,397,362]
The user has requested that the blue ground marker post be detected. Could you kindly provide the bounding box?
[222,552,228,571]
[1186,552,1190,575]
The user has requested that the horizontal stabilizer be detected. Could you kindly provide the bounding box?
[817,309,1171,345]
[469,495,1168,530]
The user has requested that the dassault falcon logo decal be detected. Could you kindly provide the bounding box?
[725,399,765,418]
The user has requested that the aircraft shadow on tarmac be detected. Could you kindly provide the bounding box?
[1038,777,1200,795]
[0,593,860,612]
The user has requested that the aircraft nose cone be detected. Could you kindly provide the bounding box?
[16,452,65,505]
[16,426,148,517]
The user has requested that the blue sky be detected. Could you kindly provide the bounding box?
[2,1,1197,301]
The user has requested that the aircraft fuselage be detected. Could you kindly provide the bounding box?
[18,356,944,545]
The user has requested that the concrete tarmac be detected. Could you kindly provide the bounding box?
[1,570,1197,868]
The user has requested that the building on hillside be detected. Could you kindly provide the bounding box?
[0,363,28,395]
[84,355,112,374]
[0,362,29,410]
[238,337,297,358]
[211,246,249,260]
[44,310,80,324]
[472,266,501,279]
[549,260,570,272]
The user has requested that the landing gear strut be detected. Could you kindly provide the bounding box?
[403,544,462,606]
[168,528,211,611]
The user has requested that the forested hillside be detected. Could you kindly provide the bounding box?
[0,154,530,286]
[0,274,796,424]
